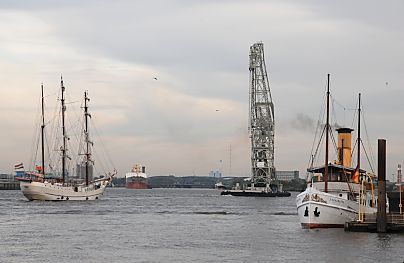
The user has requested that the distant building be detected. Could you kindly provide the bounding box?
[0,173,19,190]
[209,171,222,178]
[276,170,299,181]
[76,162,94,181]
[0,173,14,181]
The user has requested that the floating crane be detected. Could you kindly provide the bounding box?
[221,42,289,197]
[248,42,275,186]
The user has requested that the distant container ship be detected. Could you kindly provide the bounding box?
[125,165,149,189]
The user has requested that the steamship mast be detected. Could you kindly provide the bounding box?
[248,42,275,185]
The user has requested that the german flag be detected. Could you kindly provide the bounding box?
[352,166,359,183]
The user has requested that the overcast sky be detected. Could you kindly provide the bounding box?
[0,0,403,180]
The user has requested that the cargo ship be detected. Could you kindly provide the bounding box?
[125,165,149,189]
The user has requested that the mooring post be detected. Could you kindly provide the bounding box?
[377,139,387,233]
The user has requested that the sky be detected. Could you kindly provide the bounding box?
[0,0,403,180]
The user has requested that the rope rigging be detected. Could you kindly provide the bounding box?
[27,81,116,182]
[308,82,375,175]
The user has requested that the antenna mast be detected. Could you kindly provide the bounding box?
[248,42,275,184]
[229,144,232,177]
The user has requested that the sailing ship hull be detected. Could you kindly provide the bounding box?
[296,186,376,228]
[19,180,109,201]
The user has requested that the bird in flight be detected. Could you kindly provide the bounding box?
[153,77,158,80]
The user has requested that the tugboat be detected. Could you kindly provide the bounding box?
[221,179,291,197]
[214,182,226,190]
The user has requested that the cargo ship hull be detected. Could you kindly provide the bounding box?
[126,180,148,189]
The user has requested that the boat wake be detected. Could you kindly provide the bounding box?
[272,212,298,216]
[157,210,243,215]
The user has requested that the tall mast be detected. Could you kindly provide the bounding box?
[324,74,330,193]
[357,93,361,173]
[84,91,91,186]
[41,84,45,176]
[229,144,232,177]
[61,76,67,184]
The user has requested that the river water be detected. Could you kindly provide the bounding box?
[0,189,403,262]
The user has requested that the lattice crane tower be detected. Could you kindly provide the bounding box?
[248,42,275,185]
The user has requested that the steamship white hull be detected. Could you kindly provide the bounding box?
[296,185,377,228]
[19,179,110,201]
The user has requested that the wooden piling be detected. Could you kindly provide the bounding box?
[377,139,387,233]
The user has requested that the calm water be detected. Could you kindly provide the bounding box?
[0,189,403,262]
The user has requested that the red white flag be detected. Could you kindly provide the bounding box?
[14,163,24,170]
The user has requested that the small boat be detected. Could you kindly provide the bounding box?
[214,182,226,190]
[125,164,149,189]
[296,74,377,228]
[18,78,116,201]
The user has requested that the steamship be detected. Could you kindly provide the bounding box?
[296,75,377,228]
[125,165,149,189]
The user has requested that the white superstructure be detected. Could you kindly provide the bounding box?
[125,164,147,179]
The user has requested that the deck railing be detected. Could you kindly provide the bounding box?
[356,213,404,224]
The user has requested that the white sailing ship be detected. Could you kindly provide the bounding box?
[296,75,377,228]
[18,78,116,201]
